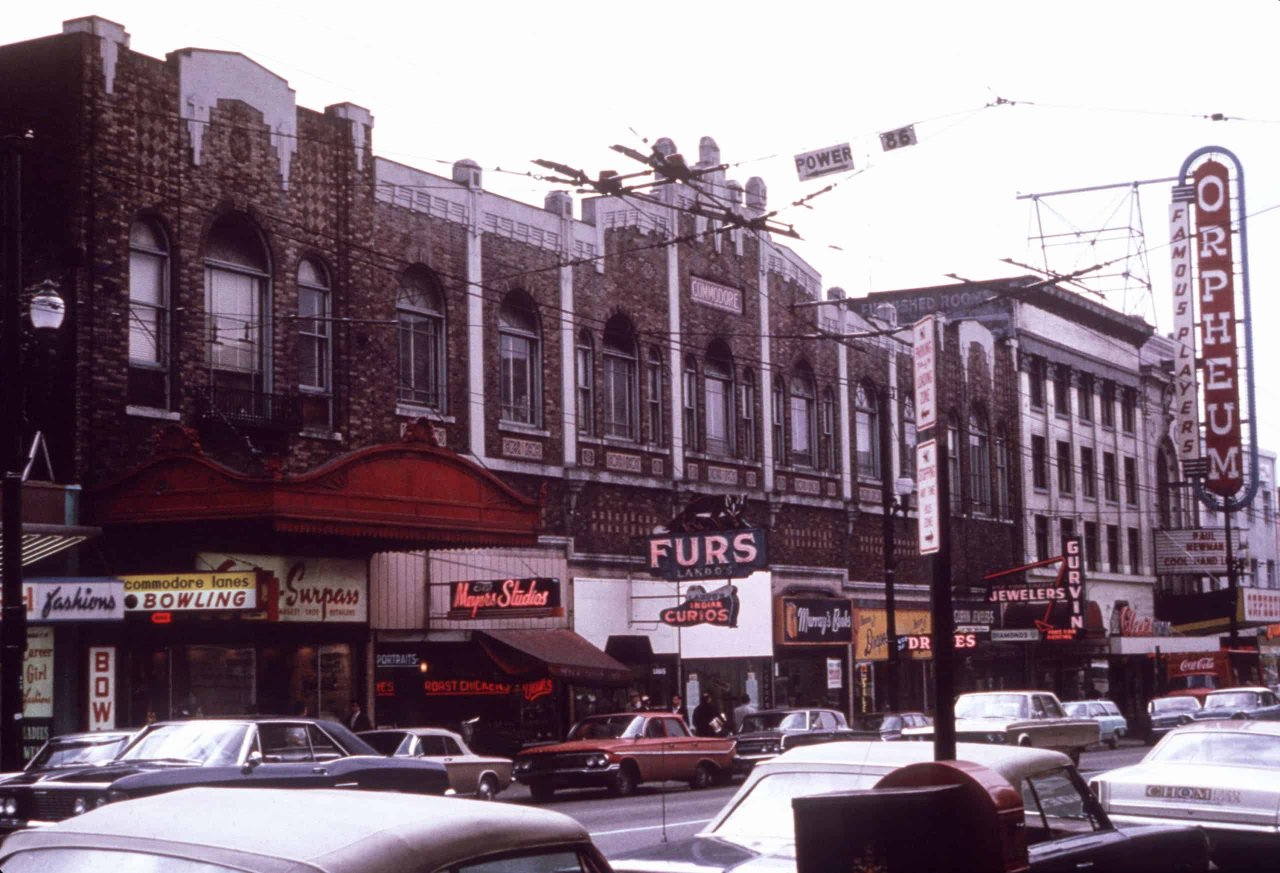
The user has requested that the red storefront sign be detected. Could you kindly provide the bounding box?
[1194,160,1243,497]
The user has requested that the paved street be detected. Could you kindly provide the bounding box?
[500,740,1155,858]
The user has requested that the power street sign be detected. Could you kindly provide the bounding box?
[916,439,940,555]
[793,143,853,181]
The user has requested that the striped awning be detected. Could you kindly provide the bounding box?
[0,523,100,570]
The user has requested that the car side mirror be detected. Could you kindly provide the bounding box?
[242,750,263,773]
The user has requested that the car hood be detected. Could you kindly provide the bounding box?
[733,730,785,742]
[1097,761,1280,828]
[517,739,633,756]
[1,761,166,786]
[612,834,796,873]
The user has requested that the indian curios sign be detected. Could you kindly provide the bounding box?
[661,583,740,628]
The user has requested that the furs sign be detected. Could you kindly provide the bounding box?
[644,528,767,581]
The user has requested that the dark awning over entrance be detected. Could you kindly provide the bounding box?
[85,434,540,552]
[605,634,654,664]
[478,629,632,685]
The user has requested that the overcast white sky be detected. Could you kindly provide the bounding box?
[6,1,1280,453]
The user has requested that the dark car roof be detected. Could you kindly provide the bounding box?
[0,787,593,872]
[134,717,379,756]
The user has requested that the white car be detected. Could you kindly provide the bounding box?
[1090,719,1280,869]
[360,727,513,800]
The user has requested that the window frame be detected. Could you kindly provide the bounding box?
[854,382,880,479]
[741,369,757,460]
[498,294,542,426]
[576,330,595,437]
[703,345,736,457]
[790,367,818,469]
[128,218,172,409]
[1056,440,1074,495]
[646,347,665,447]
[1031,435,1048,491]
[297,259,332,395]
[397,269,447,411]
[603,320,640,441]
[969,411,991,515]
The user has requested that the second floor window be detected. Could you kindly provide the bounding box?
[1028,357,1045,408]
[901,395,917,476]
[994,430,1009,518]
[1121,388,1136,432]
[397,268,446,410]
[741,370,757,460]
[855,382,879,479]
[498,294,540,425]
[1032,435,1048,490]
[1101,380,1116,427]
[1057,440,1074,495]
[128,219,170,409]
[647,347,665,446]
[969,412,991,514]
[1077,372,1093,422]
[791,368,817,468]
[603,318,639,439]
[772,377,785,462]
[1124,456,1138,506]
[947,414,962,512]
[822,388,837,471]
[576,331,594,436]
[683,355,699,451]
[704,345,735,456]
[1034,515,1050,561]
[297,259,331,393]
[1053,365,1071,417]
[1081,447,1097,499]
[1104,452,1119,502]
[205,214,269,393]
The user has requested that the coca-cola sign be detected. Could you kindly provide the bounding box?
[447,578,562,620]
[1180,657,1217,673]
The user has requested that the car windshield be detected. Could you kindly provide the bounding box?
[714,771,878,844]
[1147,731,1280,768]
[27,736,129,770]
[1,849,236,873]
[360,731,409,755]
[119,722,250,766]
[739,712,806,733]
[1062,703,1089,717]
[955,695,1028,720]
[1203,692,1259,710]
[853,715,902,731]
[567,716,643,740]
[1150,697,1200,714]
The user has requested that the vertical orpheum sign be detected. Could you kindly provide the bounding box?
[1194,161,1242,496]
[1168,202,1199,462]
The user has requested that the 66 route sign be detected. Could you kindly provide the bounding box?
[916,439,940,555]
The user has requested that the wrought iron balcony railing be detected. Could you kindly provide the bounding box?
[195,385,303,433]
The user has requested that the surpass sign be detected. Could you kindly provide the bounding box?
[644,528,767,581]
[448,577,561,619]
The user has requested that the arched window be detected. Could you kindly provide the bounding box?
[647,346,664,446]
[704,341,735,457]
[822,387,837,471]
[499,292,541,425]
[901,394,917,476]
[946,413,962,512]
[682,354,699,450]
[397,267,446,411]
[129,218,170,408]
[603,316,639,439]
[576,329,594,436]
[855,382,880,479]
[205,214,269,392]
[969,409,991,514]
[994,425,1010,519]
[741,369,757,460]
[772,376,785,463]
[297,258,332,430]
[791,365,817,468]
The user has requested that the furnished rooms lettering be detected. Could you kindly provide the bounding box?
[447,577,562,619]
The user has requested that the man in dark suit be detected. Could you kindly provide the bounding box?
[347,699,370,732]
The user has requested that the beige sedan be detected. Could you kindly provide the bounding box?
[361,727,513,800]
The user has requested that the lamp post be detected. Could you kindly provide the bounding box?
[2,128,65,770]
[881,474,914,712]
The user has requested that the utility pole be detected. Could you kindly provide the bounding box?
[931,441,956,761]
[1225,508,1239,649]
[879,389,900,713]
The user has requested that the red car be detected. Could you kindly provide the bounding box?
[513,711,736,800]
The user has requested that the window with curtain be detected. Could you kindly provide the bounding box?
[397,268,446,410]
[205,214,269,393]
[682,355,699,451]
[704,342,735,456]
[647,347,664,446]
[129,219,170,409]
[498,293,540,425]
[969,411,991,514]
[741,369,757,460]
[603,317,639,439]
[791,366,817,468]
[855,382,880,479]
[576,330,594,436]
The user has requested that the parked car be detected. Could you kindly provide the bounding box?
[0,731,134,784]
[902,691,1099,764]
[360,726,513,799]
[732,707,853,773]
[0,786,615,872]
[513,711,735,800]
[0,717,449,835]
[847,711,932,741]
[612,739,1209,873]
[1090,719,1280,869]
[1143,696,1202,744]
[1063,699,1129,749]
[1190,686,1280,720]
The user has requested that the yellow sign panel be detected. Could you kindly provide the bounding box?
[854,609,932,661]
[120,572,257,611]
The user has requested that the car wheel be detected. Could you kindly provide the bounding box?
[529,781,555,802]
[689,762,715,791]
[1107,734,1119,750]
[476,774,499,801]
[609,764,638,797]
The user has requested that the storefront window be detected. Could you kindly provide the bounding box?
[173,646,256,717]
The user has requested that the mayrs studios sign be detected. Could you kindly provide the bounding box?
[447,577,562,620]
[778,597,853,645]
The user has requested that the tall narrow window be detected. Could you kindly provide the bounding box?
[791,366,817,468]
[1032,435,1048,490]
[1128,528,1142,575]
[1100,380,1116,428]
[704,342,735,456]
[772,377,785,463]
[682,355,699,451]
[1060,518,1075,555]
[1028,357,1045,409]
[947,413,961,512]
[1106,524,1120,573]
[498,293,541,425]
[1053,365,1071,417]
[1077,372,1093,422]
[603,317,639,440]
[129,219,170,408]
[1081,447,1096,499]
[901,395,917,476]
[1265,491,1273,526]
[205,214,269,394]
[1034,515,1050,561]
[741,369,757,460]
[576,330,594,436]
[1121,388,1136,433]
[822,388,837,471]
[297,258,332,430]
[969,411,991,514]
[1057,441,1074,495]
[397,268,446,411]
[1103,452,1119,502]
[994,429,1009,519]
[1084,521,1099,572]
[1124,456,1138,506]
[647,347,664,446]
[855,382,880,478]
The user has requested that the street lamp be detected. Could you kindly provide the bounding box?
[882,473,914,713]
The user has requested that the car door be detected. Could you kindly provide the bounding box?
[236,723,335,789]
[417,734,465,793]
[1021,767,1133,873]
[440,734,481,795]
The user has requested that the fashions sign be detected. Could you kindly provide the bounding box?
[23,578,124,622]
[447,577,562,620]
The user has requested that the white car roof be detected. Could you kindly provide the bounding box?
[0,787,590,872]
[1205,686,1271,695]
[759,740,1069,784]
[1161,719,1280,736]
